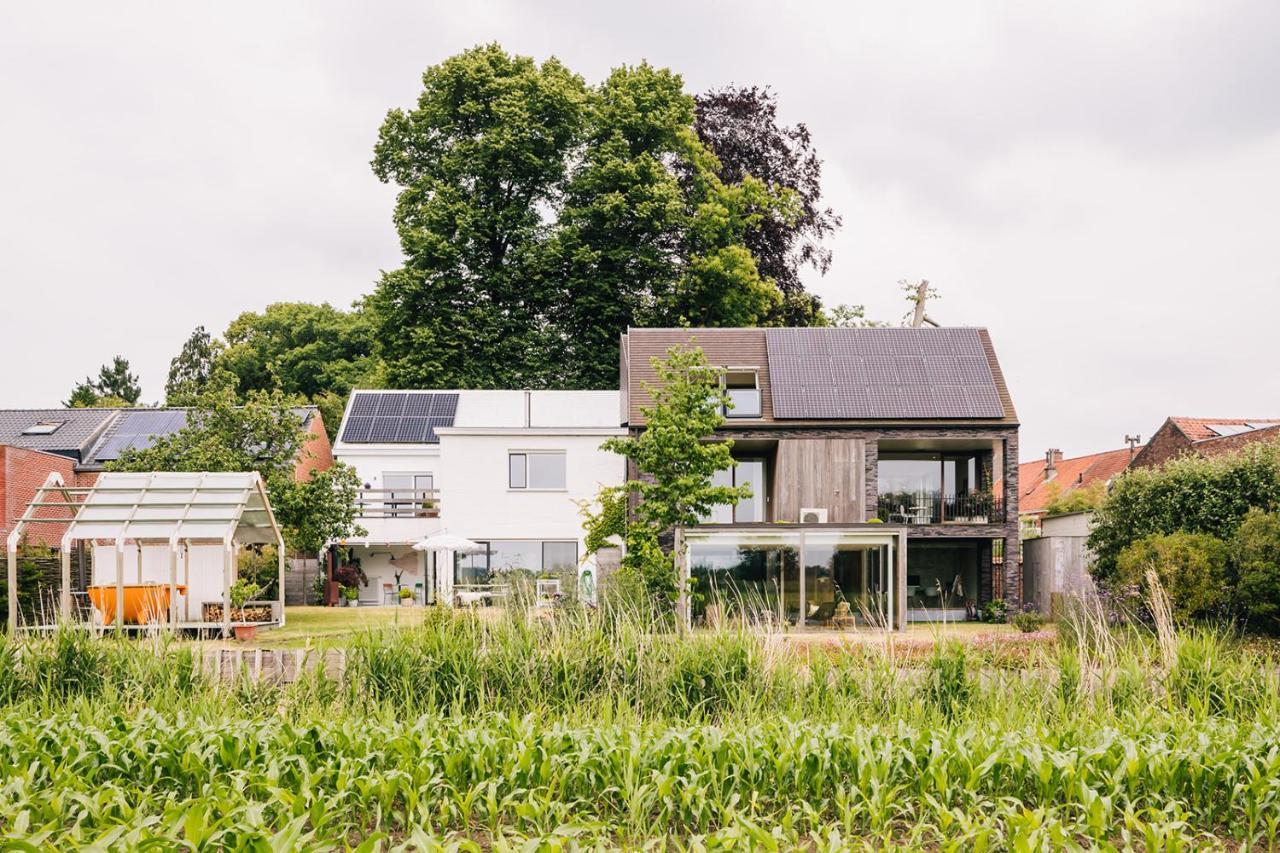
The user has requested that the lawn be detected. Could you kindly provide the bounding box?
[248,604,427,647]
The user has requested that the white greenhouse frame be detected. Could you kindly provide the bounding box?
[5,471,286,636]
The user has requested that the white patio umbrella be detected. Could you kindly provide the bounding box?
[412,533,485,604]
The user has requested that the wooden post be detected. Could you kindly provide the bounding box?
[60,539,72,623]
[6,542,17,634]
[276,543,286,627]
[183,544,191,622]
[115,540,125,631]
[169,538,179,630]
[222,540,232,638]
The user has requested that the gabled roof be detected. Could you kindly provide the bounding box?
[621,326,1017,426]
[0,409,116,460]
[1170,417,1280,442]
[0,406,321,471]
[1018,447,1136,515]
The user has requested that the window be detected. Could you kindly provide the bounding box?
[702,459,767,523]
[455,539,579,584]
[383,472,434,517]
[723,369,761,419]
[22,421,64,435]
[508,451,566,490]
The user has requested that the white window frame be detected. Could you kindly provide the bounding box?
[508,451,567,491]
[722,366,762,420]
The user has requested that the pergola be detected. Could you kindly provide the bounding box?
[5,471,285,635]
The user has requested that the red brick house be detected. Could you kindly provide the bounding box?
[1129,417,1280,470]
[1,407,333,548]
[1018,445,1138,531]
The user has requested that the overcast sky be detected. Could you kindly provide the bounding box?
[3,2,1277,461]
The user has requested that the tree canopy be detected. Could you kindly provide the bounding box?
[66,356,142,408]
[369,45,830,390]
[694,85,842,326]
[165,326,223,405]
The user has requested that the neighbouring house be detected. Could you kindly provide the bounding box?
[1,407,332,549]
[1018,445,1137,535]
[621,326,1020,629]
[1129,417,1280,469]
[330,390,626,606]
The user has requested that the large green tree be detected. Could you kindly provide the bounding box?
[369,44,587,388]
[586,344,748,611]
[165,326,224,405]
[694,85,841,326]
[369,46,797,390]
[554,64,786,387]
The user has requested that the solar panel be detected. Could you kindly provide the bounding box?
[92,410,190,461]
[1205,423,1252,437]
[339,392,459,443]
[765,328,1006,420]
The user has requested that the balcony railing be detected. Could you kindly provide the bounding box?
[355,488,441,519]
[876,492,1004,525]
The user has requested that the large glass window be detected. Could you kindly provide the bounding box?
[687,530,897,628]
[878,451,992,523]
[701,459,766,523]
[509,452,566,490]
[456,539,579,584]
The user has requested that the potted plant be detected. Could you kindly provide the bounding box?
[399,587,414,607]
[230,579,262,641]
[342,585,359,607]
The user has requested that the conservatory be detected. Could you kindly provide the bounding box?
[5,471,285,636]
[678,523,909,631]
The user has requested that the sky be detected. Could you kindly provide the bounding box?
[2,1,1278,462]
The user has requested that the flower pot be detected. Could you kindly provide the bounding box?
[233,624,258,642]
[400,598,413,607]
[344,598,358,608]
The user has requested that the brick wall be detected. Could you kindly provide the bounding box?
[0,445,82,548]
[1128,420,1191,469]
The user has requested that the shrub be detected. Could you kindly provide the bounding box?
[981,598,1007,623]
[1116,532,1231,622]
[1233,508,1280,634]
[1088,440,1280,586]
[1011,610,1046,633]
[923,641,971,719]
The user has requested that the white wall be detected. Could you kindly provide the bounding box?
[437,431,624,546]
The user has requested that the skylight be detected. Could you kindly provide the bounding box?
[21,421,64,435]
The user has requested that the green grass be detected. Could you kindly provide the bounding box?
[1,604,1277,847]
[249,605,428,647]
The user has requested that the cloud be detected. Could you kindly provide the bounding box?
[1,0,1276,462]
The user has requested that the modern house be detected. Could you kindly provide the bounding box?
[330,390,625,606]
[0,407,332,549]
[620,326,1020,629]
[1129,417,1280,469]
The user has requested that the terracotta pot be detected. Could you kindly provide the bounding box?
[233,624,258,642]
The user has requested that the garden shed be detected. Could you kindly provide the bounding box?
[5,471,286,635]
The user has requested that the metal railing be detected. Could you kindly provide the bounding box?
[876,492,1004,525]
[355,488,441,519]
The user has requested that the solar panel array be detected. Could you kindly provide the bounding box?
[90,410,189,462]
[339,392,459,443]
[765,328,1006,419]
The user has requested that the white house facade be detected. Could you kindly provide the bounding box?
[331,390,625,605]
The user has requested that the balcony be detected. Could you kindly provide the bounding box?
[876,492,1004,525]
[355,488,441,519]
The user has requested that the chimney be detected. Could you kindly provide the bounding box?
[1044,448,1063,481]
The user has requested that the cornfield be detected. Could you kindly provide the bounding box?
[1,603,1278,848]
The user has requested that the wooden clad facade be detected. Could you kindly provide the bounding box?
[773,438,866,523]
[620,329,772,425]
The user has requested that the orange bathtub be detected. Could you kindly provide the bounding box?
[87,584,187,625]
